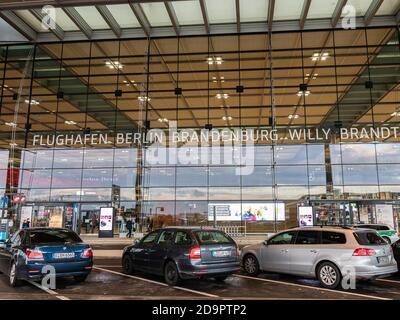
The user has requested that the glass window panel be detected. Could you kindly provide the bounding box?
[0,170,7,189]
[50,188,82,202]
[143,167,175,187]
[141,3,172,27]
[276,166,308,185]
[24,189,50,202]
[274,0,303,21]
[0,150,9,169]
[376,0,400,15]
[53,149,83,168]
[307,145,325,164]
[83,149,114,168]
[176,187,207,201]
[242,166,273,186]
[21,150,54,169]
[308,0,337,19]
[346,0,374,16]
[208,187,240,200]
[340,144,377,164]
[308,166,326,185]
[54,8,79,31]
[209,167,241,186]
[120,188,135,201]
[143,188,175,201]
[113,168,137,187]
[241,187,273,200]
[251,146,273,165]
[276,186,309,200]
[114,148,137,167]
[343,165,378,185]
[176,167,207,186]
[378,164,400,184]
[106,4,141,28]
[239,0,268,22]
[51,169,82,188]
[15,10,49,32]
[376,143,400,163]
[172,0,204,25]
[20,169,52,189]
[332,165,343,185]
[75,6,109,29]
[275,145,307,165]
[82,169,113,187]
[205,0,236,23]
[175,201,208,226]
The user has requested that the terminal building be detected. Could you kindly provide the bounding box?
[0,0,399,236]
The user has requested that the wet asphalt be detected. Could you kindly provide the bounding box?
[1,256,400,300]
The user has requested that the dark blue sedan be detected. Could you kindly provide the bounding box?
[0,228,93,287]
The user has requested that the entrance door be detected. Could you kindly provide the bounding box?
[79,203,111,234]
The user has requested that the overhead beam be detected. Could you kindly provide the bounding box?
[267,0,275,31]
[30,8,64,40]
[0,10,37,40]
[299,0,312,30]
[331,0,347,27]
[235,0,240,33]
[95,5,121,37]
[62,7,93,39]
[164,1,180,36]
[364,0,384,26]
[199,0,210,34]
[129,2,151,36]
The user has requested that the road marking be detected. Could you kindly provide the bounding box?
[233,274,391,300]
[93,266,220,299]
[376,278,400,284]
[27,281,70,300]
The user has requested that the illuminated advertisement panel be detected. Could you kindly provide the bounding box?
[208,203,285,221]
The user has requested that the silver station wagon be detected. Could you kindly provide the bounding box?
[241,227,398,289]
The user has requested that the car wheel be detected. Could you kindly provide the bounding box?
[383,236,391,244]
[74,275,88,283]
[317,262,342,289]
[164,261,181,286]
[214,275,228,282]
[243,254,260,276]
[122,255,135,275]
[9,261,21,287]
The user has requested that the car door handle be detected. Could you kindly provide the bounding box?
[280,249,288,253]
[310,249,318,253]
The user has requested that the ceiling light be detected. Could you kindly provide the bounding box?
[207,56,223,65]
[288,114,300,119]
[216,93,229,99]
[305,73,318,80]
[391,112,400,117]
[311,52,329,61]
[24,99,39,105]
[212,76,225,83]
[297,90,310,97]
[65,120,77,125]
[9,143,17,147]
[157,118,168,123]
[105,60,123,70]
[5,122,16,127]
[138,96,151,102]
[222,116,232,121]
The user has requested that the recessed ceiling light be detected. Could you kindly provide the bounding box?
[5,122,16,127]
[138,96,151,102]
[105,60,123,70]
[9,142,17,147]
[311,52,329,61]
[297,90,311,97]
[157,118,168,123]
[222,116,232,121]
[206,56,223,65]
[65,120,77,125]
[288,114,300,119]
[24,99,39,105]
[391,112,400,117]
[216,93,229,99]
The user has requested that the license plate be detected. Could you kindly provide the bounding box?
[212,250,230,258]
[377,256,389,264]
[53,252,75,259]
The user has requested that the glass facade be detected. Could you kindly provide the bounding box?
[0,27,399,234]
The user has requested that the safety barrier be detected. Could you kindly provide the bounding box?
[216,225,246,237]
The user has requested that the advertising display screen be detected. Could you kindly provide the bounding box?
[208,203,285,221]
[376,204,394,229]
[298,206,314,227]
[20,206,33,229]
[99,207,114,231]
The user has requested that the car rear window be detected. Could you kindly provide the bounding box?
[322,231,346,244]
[29,229,82,245]
[194,231,233,245]
[353,231,386,245]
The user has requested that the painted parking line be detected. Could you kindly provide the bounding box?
[27,280,70,300]
[93,266,220,299]
[233,274,391,300]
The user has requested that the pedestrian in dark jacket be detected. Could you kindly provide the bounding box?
[126,219,133,238]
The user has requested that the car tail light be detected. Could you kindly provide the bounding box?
[353,248,376,256]
[83,248,93,257]
[26,249,44,260]
[189,245,201,260]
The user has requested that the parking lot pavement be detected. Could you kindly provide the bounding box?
[1,259,400,300]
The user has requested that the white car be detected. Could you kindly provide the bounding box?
[352,224,399,244]
[241,226,398,289]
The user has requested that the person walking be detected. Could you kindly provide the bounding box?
[126,219,133,238]
[22,219,28,229]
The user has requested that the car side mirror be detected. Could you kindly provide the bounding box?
[263,240,269,246]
